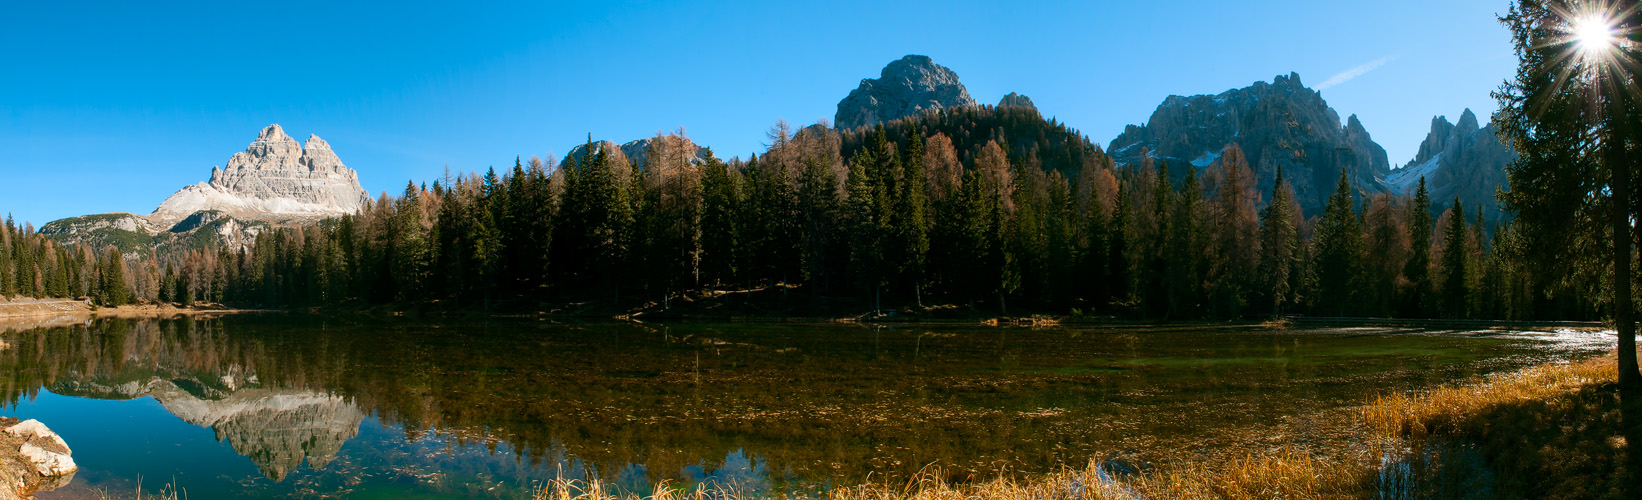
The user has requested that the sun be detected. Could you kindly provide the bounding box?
[1573,14,1617,55]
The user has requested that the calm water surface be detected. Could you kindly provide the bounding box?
[0,316,1611,499]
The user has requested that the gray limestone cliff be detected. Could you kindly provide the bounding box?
[151,124,371,226]
[998,92,1037,111]
[835,55,977,131]
[42,124,368,253]
[1386,109,1516,221]
[1107,73,1391,216]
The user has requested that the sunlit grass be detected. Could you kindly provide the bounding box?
[1363,350,1618,439]
[530,448,1367,500]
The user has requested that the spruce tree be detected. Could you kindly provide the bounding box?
[845,145,883,311]
[700,154,739,287]
[1257,166,1298,315]
[1167,167,1204,318]
[1441,198,1470,319]
[898,129,929,306]
[1403,177,1434,316]
[1313,168,1363,316]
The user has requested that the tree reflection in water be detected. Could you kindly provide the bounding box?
[0,317,1605,498]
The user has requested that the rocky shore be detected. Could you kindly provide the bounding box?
[0,418,76,499]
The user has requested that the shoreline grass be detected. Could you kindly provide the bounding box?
[1363,350,1620,440]
[532,450,1370,500]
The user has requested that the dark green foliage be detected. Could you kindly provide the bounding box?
[699,154,739,287]
[1403,177,1434,317]
[1313,168,1363,316]
[1496,0,1641,384]
[896,129,930,306]
[1257,166,1299,314]
[1441,199,1470,319]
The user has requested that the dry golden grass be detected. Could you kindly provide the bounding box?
[531,449,1366,500]
[1363,351,1620,439]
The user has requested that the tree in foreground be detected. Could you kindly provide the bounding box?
[1497,0,1641,386]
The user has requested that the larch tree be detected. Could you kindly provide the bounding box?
[1207,143,1260,317]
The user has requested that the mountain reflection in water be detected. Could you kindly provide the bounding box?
[0,317,1608,499]
[50,377,363,481]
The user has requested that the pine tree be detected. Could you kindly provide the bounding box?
[1496,0,1642,384]
[1167,167,1204,318]
[1403,177,1434,316]
[897,129,930,306]
[700,154,739,287]
[1441,198,1470,319]
[99,248,130,306]
[1107,184,1132,308]
[797,157,841,293]
[1257,166,1299,315]
[845,145,883,311]
[1313,168,1363,316]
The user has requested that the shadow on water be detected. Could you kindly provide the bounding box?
[1377,378,1641,499]
[0,317,1610,499]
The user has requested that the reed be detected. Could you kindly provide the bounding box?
[531,448,1366,500]
[1363,351,1618,439]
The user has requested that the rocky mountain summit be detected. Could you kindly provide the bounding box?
[998,92,1037,111]
[835,55,978,131]
[1108,73,1390,216]
[151,124,370,226]
[42,124,369,253]
[1386,109,1516,220]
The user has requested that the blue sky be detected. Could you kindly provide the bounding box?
[2,0,1516,226]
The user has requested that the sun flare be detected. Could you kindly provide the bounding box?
[1573,14,1617,55]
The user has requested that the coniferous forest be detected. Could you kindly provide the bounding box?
[0,107,1608,320]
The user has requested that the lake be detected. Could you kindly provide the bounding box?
[0,316,1612,499]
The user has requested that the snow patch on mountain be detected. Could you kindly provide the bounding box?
[1387,152,1441,194]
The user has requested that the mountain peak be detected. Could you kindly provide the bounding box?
[256,123,294,144]
[835,54,977,131]
[1455,108,1480,133]
[999,92,1037,111]
[150,125,370,226]
[1107,72,1388,216]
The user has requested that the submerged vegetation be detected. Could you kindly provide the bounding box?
[521,347,1637,500]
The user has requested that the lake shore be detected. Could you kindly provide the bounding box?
[0,297,277,333]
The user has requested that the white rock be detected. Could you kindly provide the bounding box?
[4,419,70,455]
[17,443,76,477]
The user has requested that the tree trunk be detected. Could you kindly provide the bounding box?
[1614,134,1640,388]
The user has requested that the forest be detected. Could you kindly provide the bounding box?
[0,106,1608,320]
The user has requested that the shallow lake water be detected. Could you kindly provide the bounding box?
[0,316,1612,499]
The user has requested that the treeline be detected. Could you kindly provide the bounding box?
[0,216,157,305]
[5,108,1603,319]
